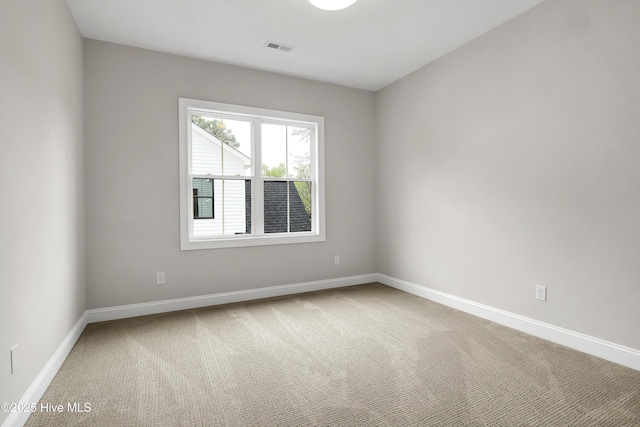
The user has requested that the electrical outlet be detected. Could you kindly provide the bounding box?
[156,272,165,285]
[334,256,340,266]
[10,345,18,374]
[536,285,547,302]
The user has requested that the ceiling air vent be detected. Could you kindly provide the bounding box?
[264,41,295,53]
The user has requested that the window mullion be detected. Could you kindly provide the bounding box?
[187,173,195,240]
[285,126,290,232]
[253,118,264,236]
[220,125,225,234]
[287,180,291,233]
[186,115,195,241]
[310,129,317,233]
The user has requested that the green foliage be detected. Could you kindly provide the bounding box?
[294,181,311,217]
[192,116,240,148]
[292,152,311,216]
[262,163,286,177]
[291,127,311,144]
[263,161,311,217]
[292,152,310,179]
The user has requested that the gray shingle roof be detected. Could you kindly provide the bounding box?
[263,181,311,233]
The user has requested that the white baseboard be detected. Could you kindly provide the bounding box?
[86,274,379,323]
[4,274,377,427]
[7,272,639,427]
[2,313,88,427]
[376,273,640,372]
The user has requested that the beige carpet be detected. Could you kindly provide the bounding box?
[25,283,640,426]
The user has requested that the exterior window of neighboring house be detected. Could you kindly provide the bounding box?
[179,98,325,250]
[192,178,214,219]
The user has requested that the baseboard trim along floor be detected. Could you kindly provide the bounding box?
[3,313,89,427]
[85,274,379,323]
[5,273,640,427]
[377,274,640,372]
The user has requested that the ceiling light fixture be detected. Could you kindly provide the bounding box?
[309,0,358,11]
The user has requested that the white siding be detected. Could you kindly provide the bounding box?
[191,124,250,237]
[192,129,221,175]
[191,124,249,176]
[193,180,249,236]
[224,180,248,234]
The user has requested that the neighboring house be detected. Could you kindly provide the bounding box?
[191,123,310,237]
[264,181,311,233]
[191,123,251,236]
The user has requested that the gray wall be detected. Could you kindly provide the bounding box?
[0,0,85,422]
[84,40,377,309]
[3,2,639,417]
[376,0,640,350]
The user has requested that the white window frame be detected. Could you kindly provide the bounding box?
[179,98,325,250]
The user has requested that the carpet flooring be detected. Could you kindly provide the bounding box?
[25,283,640,426]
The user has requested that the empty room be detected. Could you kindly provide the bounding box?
[2,0,640,425]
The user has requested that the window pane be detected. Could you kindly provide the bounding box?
[193,178,213,197]
[193,178,213,219]
[223,180,249,235]
[244,179,252,234]
[288,126,311,179]
[194,198,213,219]
[262,123,287,177]
[191,116,222,175]
[191,116,252,176]
[221,119,252,176]
[214,179,223,224]
[264,181,288,233]
[290,181,311,232]
[193,179,252,237]
[193,179,222,237]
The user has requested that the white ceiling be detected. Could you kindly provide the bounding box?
[66,0,546,91]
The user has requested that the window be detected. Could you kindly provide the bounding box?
[192,178,214,219]
[179,98,325,250]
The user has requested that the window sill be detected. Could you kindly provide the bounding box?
[180,232,326,251]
